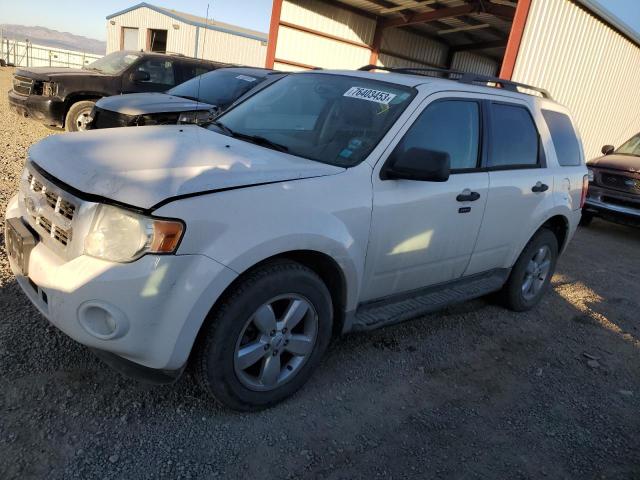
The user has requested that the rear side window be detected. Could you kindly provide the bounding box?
[542,110,582,166]
[396,100,480,170]
[488,103,539,168]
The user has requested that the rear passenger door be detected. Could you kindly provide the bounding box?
[465,99,555,276]
[362,94,489,301]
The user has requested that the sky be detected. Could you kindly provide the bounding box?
[0,0,637,42]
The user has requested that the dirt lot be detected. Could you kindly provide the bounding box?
[0,67,639,480]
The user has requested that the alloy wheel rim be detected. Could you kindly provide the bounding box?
[522,245,552,300]
[75,109,92,131]
[233,294,318,392]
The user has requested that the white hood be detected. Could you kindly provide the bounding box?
[96,93,215,116]
[28,126,344,210]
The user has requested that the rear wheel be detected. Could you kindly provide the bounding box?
[499,229,558,312]
[65,100,96,132]
[195,260,333,411]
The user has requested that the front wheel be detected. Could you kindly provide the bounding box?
[194,260,333,411]
[579,211,594,227]
[65,100,96,132]
[499,229,558,312]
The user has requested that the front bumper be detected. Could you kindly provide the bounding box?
[8,89,65,127]
[584,185,640,225]
[5,195,238,375]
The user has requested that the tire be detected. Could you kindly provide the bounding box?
[195,260,333,411]
[0,59,6,67]
[65,100,96,132]
[579,211,594,227]
[499,229,558,312]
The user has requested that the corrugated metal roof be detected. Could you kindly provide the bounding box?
[106,2,268,41]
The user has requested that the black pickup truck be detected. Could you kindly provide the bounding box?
[8,50,227,131]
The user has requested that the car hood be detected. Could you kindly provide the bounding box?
[96,93,215,116]
[28,125,344,210]
[588,154,640,173]
[15,67,108,81]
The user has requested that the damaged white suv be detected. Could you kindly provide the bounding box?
[5,67,587,410]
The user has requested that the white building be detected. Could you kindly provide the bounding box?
[265,0,640,159]
[106,2,268,67]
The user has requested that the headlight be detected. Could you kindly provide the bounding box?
[84,205,184,263]
[178,109,216,125]
[42,81,57,96]
[587,168,594,182]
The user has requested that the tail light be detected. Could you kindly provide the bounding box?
[580,174,589,208]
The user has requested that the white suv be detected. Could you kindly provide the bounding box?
[4,67,588,410]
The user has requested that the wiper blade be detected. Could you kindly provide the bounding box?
[233,133,289,153]
[205,120,235,136]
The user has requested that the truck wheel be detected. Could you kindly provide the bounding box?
[579,212,593,227]
[65,100,96,132]
[195,260,333,411]
[499,229,558,312]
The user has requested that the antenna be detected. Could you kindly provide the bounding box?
[195,3,211,116]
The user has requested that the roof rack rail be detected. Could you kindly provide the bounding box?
[358,64,552,99]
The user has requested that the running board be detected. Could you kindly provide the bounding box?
[352,269,509,331]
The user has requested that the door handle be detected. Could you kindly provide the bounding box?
[456,189,481,202]
[531,182,549,193]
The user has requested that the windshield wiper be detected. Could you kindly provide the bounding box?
[204,121,289,153]
[83,67,102,73]
[232,132,289,153]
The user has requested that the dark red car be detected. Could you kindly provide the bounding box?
[583,132,640,227]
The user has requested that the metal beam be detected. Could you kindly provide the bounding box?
[382,4,477,29]
[451,39,508,52]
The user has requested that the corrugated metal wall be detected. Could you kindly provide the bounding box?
[513,0,640,159]
[378,28,448,68]
[106,6,266,67]
[451,51,499,76]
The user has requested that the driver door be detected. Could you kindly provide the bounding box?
[122,58,178,93]
[361,93,489,302]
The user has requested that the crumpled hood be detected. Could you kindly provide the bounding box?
[16,67,107,81]
[588,154,640,173]
[96,93,215,116]
[29,125,344,210]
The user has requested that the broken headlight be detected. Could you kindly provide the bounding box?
[42,82,57,97]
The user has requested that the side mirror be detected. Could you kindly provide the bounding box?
[601,145,615,155]
[383,148,450,182]
[130,70,151,83]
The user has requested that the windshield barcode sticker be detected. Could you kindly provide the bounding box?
[236,75,257,82]
[343,87,397,105]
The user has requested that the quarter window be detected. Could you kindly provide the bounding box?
[542,110,582,166]
[488,103,539,168]
[395,100,481,171]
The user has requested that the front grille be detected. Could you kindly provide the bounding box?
[12,75,34,96]
[92,107,135,129]
[599,172,640,194]
[23,169,77,249]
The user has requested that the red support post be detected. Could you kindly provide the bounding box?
[499,0,532,80]
[265,0,283,69]
[369,18,384,66]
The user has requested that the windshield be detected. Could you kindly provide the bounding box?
[212,73,416,167]
[616,133,640,156]
[85,51,141,75]
[168,70,268,109]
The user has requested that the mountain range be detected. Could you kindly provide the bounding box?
[0,24,106,55]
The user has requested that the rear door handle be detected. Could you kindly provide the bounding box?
[532,182,549,193]
[456,189,481,202]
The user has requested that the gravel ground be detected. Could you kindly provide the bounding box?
[0,67,639,480]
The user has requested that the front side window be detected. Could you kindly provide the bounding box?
[394,100,480,171]
[85,51,140,75]
[542,110,582,166]
[135,59,175,87]
[168,70,268,109]
[488,103,539,168]
[616,133,640,156]
[213,73,416,167]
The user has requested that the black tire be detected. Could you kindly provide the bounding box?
[195,260,333,411]
[499,229,558,312]
[579,211,594,227]
[0,59,6,67]
[65,100,96,132]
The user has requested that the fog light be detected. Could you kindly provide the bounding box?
[78,302,128,340]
